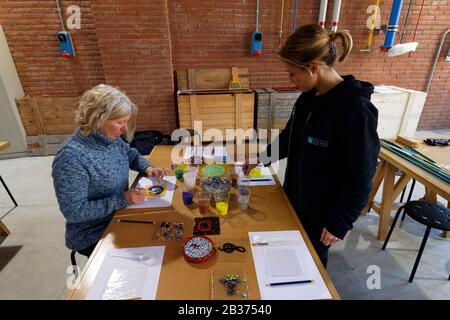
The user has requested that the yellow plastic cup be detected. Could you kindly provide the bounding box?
[214,190,230,216]
[216,201,229,216]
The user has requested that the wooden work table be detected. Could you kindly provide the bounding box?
[67,145,340,300]
[364,139,449,240]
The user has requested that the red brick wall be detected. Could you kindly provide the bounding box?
[1,0,449,133]
[0,0,105,96]
[89,0,176,133]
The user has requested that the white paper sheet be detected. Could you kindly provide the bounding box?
[234,164,276,186]
[264,248,303,277]
[249,230,332,300]
[100,266,147,300]
[183,146,228,163]
[126,176,176,209]
[85,246,165,300]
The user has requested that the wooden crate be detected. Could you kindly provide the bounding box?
[15,96,79,155]
[177,67,250,90]
[373,86,427,139]
[176,67,254,141]
[256,86,426,141]
[255,88,301,141]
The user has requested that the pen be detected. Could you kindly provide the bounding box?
[266,280,313,286]
[241,179,272,182]
[116,219,156,224]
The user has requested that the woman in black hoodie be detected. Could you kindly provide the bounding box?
[246,24,380,268]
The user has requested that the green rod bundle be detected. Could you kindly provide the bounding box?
[380,139,450,184]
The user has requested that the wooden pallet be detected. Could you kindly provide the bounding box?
[176,67,254,141]
[177,67,250,90]
[15,96,79,155]
[254,88,301,141]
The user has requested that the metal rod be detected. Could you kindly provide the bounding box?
[409,226,431,282]
[278,0,285,49]
[0,175,18,207]
[256,0,260,32]
[55,0,66,31]
[400,0,414,43]
[293,0,299,32]
[411,0,425,44]
[382,206,403,250]
[425,29,450,93]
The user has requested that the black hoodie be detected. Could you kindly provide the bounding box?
[264,75,380,240]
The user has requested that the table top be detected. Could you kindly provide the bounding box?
[380,139,449,199]
[0,141,10,152]
[67,145,339,300]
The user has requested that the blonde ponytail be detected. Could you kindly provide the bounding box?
[332,30,353,62]
[279,24,353,67]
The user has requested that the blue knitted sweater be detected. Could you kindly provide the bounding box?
[52,129,151,251]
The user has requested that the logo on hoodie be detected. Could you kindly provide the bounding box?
[307,136,329,148]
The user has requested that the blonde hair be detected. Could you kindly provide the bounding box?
[76,84,137,141]
[279,24,353,69]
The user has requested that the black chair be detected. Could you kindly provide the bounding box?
[70,250,78,278]
[382,200,450,282]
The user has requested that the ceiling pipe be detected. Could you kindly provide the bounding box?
[318,0,328,28]
[380,0,404,52]
[331,0,342,32]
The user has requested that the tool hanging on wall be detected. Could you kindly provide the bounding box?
[382,0,421,57]
[55,0,76,58]
[251,0,262,57]
[278,0,285,49]
[318,0,328,28]
[407,0,425,57]
[331,0,342,32]
[361,0,380,52]
[292,0,299,32]
[228,67,242,90]
[380,0,404,52]
[399,0,413,44]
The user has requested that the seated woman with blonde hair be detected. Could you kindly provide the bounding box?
[52,84,169,258]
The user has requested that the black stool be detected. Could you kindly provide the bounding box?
[382,200,450,282]
[0,175,18,207]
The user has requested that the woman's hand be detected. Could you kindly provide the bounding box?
[145,167,170,178]
[124,188,146,205]
[320,228,341,246]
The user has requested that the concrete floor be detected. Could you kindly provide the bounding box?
[0,131,449,299]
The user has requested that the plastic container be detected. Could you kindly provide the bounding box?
[195,191,211,214]
[183,172,197,189]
